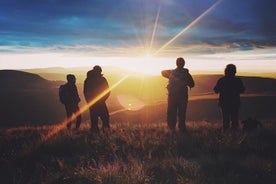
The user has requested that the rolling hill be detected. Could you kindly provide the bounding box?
[1,68,276,127]
[0,70,65,126]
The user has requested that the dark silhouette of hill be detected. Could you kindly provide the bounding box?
[0,70,65,126]
[0,70,52,89]
[240,76,276,93]
[191,75,276,95]
[22,67,276,95]
[112,95,276,124]
[1,68,276,127]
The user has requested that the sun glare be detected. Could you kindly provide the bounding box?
[144,54,153,60]
[1,0,275,77]
[117,94,145,111]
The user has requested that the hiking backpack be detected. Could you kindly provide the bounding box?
[59,84,69,104]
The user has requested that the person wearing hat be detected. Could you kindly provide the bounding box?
[161,57,195,133]
[84,65,110,133]
[214,64,245,132]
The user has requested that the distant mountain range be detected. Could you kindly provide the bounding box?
[22,66,276,94]
[1,68,276,127]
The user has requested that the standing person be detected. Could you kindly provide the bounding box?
[214,64,245,132]
[84,65,110,133]
[59,74,82,129]
[161,57,195,133]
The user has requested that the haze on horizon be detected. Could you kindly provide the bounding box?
[0,0,275,76]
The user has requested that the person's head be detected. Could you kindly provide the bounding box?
[176,57,185,68]
[224,64,236,77]
[66,74,76,83]
[93,65,102,74]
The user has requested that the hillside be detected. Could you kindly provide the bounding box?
[1,121,276,183]
[1,69,276,127]
[22,67,276,95]
[0,70,65,126]
[0,70,53,89]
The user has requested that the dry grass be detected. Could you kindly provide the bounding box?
[0,120,276,184]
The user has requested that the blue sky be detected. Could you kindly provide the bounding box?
[0,0,275,74]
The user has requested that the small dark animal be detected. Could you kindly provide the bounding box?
[241,118,262,132]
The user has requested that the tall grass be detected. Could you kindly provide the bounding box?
[0,120,275,183]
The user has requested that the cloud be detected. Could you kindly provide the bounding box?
[250,0,276,38]
[0,0,275,56]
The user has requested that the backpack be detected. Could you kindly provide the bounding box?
[167,68,195,93]
[59,84,69,104]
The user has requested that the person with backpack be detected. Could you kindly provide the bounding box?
[83,65,110,133]
[161,57,195,133]
[214,64,245,132]
[59,74,82,129]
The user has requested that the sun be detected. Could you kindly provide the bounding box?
[143,54,153,60]
[117,94,145,111]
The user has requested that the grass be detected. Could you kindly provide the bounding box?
[0,120,276,184]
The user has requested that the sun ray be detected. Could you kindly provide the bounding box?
[16,74,130,156]
[148,6,161,54]
[42,74,129,140]
[153,0,223,56]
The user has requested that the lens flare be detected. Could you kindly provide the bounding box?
[14,75,130,156]
[153,0,223,56]
[6,0,225,156]
[43,75,129,140]
[149,6,161,54]
[117,94,145,111]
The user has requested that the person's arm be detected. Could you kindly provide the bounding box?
[73,85,81,103]
[237,78,245,94]
[214,79,222,93]
[83,79,90,102]
[102,77,110,101]
[161,70,172,79]
[186,73,195,88]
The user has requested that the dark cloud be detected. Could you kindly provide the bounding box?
[251,0,276,38]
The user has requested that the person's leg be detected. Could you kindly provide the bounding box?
[73,106,82,129]
[178,97,188,132]
[221,107,230,132]
[167,95,177,131]
[89,106,99,132]
[230,107,239,130]
[99,103,110,132]
[65,105,74,129]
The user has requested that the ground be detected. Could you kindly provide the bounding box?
[1,120,276,184]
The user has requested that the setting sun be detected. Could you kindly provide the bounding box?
[117,94,145,111]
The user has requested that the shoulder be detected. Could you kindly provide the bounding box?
[100,75,107,80]
[98,76,108,83]
[183,68,189,73]
[175,68,190,75]
[218,76,226,81]
[87,70,94,76]
[234,77,244,84]
[60,83,68,89]
[215,77,225,85]
[235,76,242,81]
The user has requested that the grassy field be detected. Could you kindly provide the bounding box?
[1,120,276,184]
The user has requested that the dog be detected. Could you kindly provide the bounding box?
[241,118,262,132]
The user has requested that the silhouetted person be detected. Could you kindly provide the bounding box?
[161,57,195,132]
[214,64,245,132]
[59,74,82,129]
[84,65,110,133]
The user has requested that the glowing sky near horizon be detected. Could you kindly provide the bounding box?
[0,0,275,75]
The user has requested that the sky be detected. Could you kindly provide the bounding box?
[0,0,275,76]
